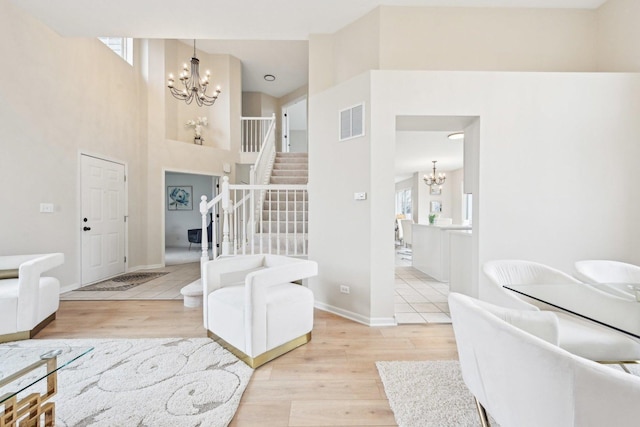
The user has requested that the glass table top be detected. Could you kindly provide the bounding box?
[505,283,640,339]
[0,346,93,404]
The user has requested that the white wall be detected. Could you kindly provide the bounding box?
[379,6,597,72]
[0,0,146,287]
[308,73,381,324]
[310,70,640,323]
[0,12,244,287]
[166,40,236,150]
[144,39,242,268]
[596,0,640,72]
[371,70,640,311]
[164,172,215,248]
[310,5,600,95]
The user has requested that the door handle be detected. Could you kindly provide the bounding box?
[83,226,91,231]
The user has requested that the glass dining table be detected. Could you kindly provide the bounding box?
[505,282,640,339]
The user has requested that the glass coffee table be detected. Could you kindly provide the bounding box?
[0,346,93,427]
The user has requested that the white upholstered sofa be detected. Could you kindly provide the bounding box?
[0,253,64,342]
[450,292,640,427]
[202,254,318,368]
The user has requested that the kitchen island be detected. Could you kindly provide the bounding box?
[412,224,472,282]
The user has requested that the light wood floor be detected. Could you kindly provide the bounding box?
[37,300,459,426]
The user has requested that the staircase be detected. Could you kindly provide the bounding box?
[269,152,308,185]
[253,152,308,253]
[199,117,310,259]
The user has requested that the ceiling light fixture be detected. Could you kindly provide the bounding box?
[423,160,446,189]
[448,132,464,140]
[167,40,221,107]
[264,74,276,82]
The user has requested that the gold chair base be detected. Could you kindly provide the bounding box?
[474,397,491,427]
[207,330,311,369]
[0,313,56,344]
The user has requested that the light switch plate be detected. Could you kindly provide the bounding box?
[354,192,367,201]
[40,203,54,213]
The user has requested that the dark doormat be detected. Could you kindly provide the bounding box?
[78,272,169,291]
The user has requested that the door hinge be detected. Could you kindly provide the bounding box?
[124,256,127,263]
[124,215,128,222]
[124,175,127,182]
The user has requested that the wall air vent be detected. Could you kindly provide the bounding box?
[339,103,365,141]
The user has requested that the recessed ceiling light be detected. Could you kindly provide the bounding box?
[448,132,464,140]
[264,74,276,82]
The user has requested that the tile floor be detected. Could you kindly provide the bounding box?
[394,244,451,324]
[62,246,451,326]
[60,261,199,301]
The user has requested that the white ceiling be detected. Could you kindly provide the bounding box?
[184,40,309,98]
[11,0,608,97]
[12,0,608,40]
[395,115,474,183]
[395,131,465,183]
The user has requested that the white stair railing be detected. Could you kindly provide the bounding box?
[199,176,308,263]
[241,114,275,153]
[249,114,276,185]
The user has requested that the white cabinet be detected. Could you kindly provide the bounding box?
[412,224,471,282]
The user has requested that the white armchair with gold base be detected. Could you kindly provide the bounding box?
[203,255,318,368]
[0,253,64,343]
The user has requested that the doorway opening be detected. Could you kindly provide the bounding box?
[164,171,219,266]
[281,97,307,153]
[393,115,478,324]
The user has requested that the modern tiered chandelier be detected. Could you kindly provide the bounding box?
[167,40,221,107]
[423,160,446,188]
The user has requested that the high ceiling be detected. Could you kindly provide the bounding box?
[11,0,609,179]
[12,0,608,40]
[13,0,608,97]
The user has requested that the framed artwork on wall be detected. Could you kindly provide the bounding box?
[430,187,442,196]
[430,200,442,213]
[167,185,193,210]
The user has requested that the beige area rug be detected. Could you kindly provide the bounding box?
[376,360,498,427]
[377,360,640,427]
[0,338,252,427]
[77,272,169,291]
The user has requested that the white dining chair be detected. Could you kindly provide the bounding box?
[575,260,640,300]
[482,260,640,364]
[450,292,640,427]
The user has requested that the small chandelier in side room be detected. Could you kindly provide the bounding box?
[423,160,446,188]
[167,40,221,107]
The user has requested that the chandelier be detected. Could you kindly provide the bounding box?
[423,160,446,187]
[167,40,221,107]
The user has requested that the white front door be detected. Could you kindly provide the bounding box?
[81,155,126,285]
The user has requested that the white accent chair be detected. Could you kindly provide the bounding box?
[449,292,640,427]
[0,253,64,343]
[482,260,640,363]
[575,260,640,300]
[203,255,318,368]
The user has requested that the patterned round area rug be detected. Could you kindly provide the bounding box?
[1,338,253,427]
[77,272,169,291]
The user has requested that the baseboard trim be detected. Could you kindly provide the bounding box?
[128,264,164,272]
[60,283,80,294]
[314,302,397,327]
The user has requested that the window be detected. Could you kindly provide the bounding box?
[396,188,412,220]
[339,103,365,141]
[98,37,133,65]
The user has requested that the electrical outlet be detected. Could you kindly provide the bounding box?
[340,285,350,294]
